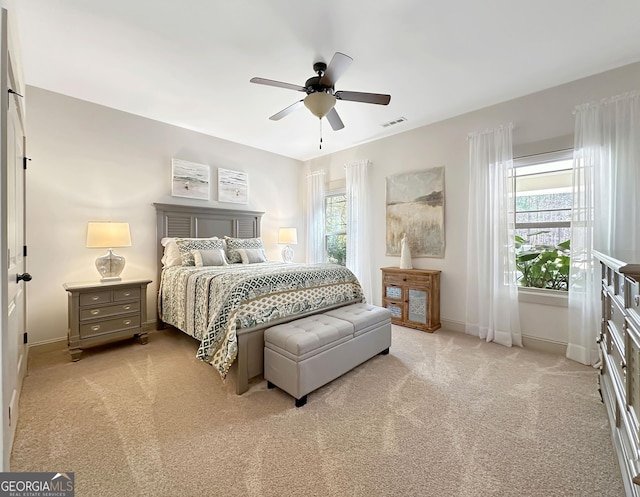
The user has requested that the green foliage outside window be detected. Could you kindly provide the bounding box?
[515,231,570,291]
[327,234,346,265]
[325,194,347,266]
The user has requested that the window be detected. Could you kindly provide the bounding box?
[325,192,347,265]
[513,150,573,291]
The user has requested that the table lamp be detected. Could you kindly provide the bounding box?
[86,222,131,281]
[278,227,297,263]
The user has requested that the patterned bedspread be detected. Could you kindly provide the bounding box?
[158,262,364,377]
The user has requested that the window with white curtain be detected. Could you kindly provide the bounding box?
[324,191,347,265]
[513,150,573,291]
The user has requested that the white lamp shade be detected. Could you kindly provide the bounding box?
[86,222,131,248]
[304,92,336,119]
[278,228,298,245]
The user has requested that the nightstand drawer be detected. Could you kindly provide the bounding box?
[80,315,141,339]
[113,287,140,301]
[80,291,112,306]
[80,301,140,321]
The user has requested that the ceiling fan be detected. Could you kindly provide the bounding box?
[250,52,391,132]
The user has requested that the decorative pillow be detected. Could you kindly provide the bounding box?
[161,238,183,267]
[192,248,228,267]
[224,236,265,264]
[238,248,267,264]
[175,238,225,266]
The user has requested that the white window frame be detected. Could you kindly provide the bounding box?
[513,149,573,307]
[324,190,347,265]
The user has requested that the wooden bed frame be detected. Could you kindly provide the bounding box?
[154,203,360,395]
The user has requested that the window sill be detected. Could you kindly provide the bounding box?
[517,287,568,307]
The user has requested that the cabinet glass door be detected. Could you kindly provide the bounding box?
[408,289,427,324]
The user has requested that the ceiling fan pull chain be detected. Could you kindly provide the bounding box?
[319,118,323,149]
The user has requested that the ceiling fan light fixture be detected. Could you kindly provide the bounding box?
[304,92,336,119]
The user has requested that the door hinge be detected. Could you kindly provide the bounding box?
[23,332,27,344]
[23,157,31,169]
[23,245,27,257]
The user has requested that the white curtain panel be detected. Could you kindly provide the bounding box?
[569,90,640,365]
[465,124,522,347]
[345,160,373,303]
[306,170,326,264]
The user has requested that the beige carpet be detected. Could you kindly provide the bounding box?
[12,326,623,497]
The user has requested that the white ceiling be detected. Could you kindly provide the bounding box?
[13,0,640,161]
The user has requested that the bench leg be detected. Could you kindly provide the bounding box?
[379,348,390,355]
[267,381,276,389]
[295,395,307,408]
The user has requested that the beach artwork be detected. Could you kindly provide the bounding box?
[171,159,210,200]
[218,168,248,204]
[386,167,445,258]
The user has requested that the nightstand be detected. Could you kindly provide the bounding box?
[63,279,152,360]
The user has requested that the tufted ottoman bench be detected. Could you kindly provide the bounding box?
[264,303,392,407]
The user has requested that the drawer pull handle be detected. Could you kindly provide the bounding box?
[123,292,131,297]
[91,296,100,301]
[91,325,100,332]
[123,320,132,325]
[90,310,100,315]
[635,295,640,306]
[123,305,131,310]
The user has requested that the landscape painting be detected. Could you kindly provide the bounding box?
[218,168,248,204]
[386,167,445,258]
[171,159,210,200]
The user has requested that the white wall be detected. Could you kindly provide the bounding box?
[305,62,640,346]
[25,87,304,344]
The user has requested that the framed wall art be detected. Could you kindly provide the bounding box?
[386,166,445,258]
[171,158,210,200]
[218,168,248,204]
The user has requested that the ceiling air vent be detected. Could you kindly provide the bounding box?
[381,116,407,128]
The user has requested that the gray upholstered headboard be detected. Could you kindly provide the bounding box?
[153,203,264,281]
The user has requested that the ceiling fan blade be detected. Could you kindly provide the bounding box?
[250,77,306,92]
[335,90,391,105]
[320,52,353,87]
[269,100,304,121]
[326,107,345,131]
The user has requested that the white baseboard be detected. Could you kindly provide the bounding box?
[441,318,465,333]
[441,318,567,356]
[521,335,567,356]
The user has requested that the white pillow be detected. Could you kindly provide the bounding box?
[238,248,267,264]
[192,248,228,267]
[161,237,182,267]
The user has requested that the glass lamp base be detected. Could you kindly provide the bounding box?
[281,245,294,263]
[95,249,126,281]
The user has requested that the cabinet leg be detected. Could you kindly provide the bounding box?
[137,332,149,345]
[69,348,82,361]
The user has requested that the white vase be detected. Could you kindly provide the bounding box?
[400,235,412,269]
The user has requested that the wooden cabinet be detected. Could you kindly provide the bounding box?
[381,267,440,332]
[595,251,640,496]
[64,279,152,360]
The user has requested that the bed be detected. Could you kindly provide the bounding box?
[154,203,364,394]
